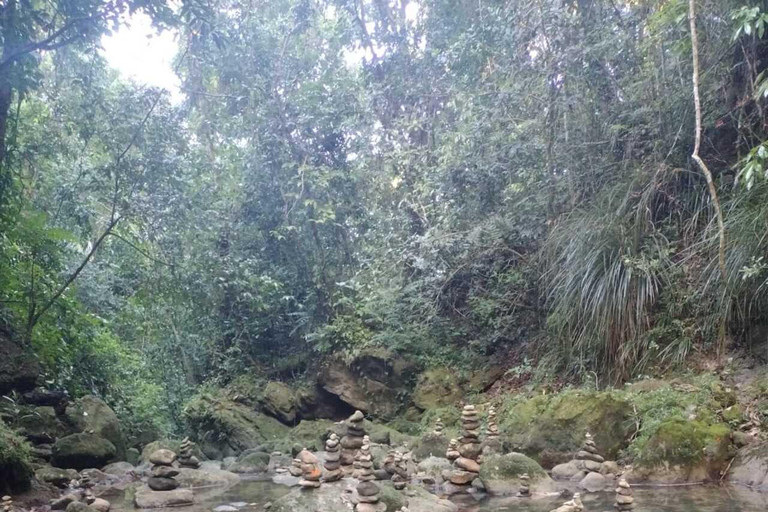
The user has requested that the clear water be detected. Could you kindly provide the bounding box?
[112,479,767,512]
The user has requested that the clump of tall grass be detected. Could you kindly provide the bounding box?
[544,168,680,382]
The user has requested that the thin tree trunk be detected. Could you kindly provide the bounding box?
[689,0,728,356]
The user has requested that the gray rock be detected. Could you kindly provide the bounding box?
[149,449,176,466]
[729,441,768,490]
[579,471,607,492]
[134,487,194,508]
[52,433,117,470]
[65,503,99,512]
[50,494,79,510]
[101,461,135,476]
[148,476,180,491]
[36,466,76,488]
[213,506,238,512]
[551,460,582,480]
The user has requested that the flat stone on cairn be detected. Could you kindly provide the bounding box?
[148,449,180,491]
[354,436,375,482]
[355,437,384,512]
[517,472,530,497]
[449,405,482,486]
[178,437,201,468]
[323,433,343,482]
[392,451,408,490]
[383,450,396,476]
[446,439,460,461]
[298,449,323,489]
[549,493,584,512]
[576,432,604,472]
[614,479,635,511]
[289,457,303,477]
[342,410,366,469]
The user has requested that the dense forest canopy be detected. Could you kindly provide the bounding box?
[1,0,768,437]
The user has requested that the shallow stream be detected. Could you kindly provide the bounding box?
[112,479,768,512]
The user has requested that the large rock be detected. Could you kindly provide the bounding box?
[629,418,732,483]
[477,452,560,496]
[260,382,301,424]
[35,465,78,488]
[551,460,581,480]
[413,433,448,461]
[271,479,456,512]
[64,396,125,460]
[229,450,270,474]
[317,350,416,420]
[133,487,194,508]
[175,466,239,488]
[184,393,289,458]
[17,405,70,444]
[0,331,39,395]
[501,391,632,467]
[412,368,463,410]
[52,433,117,470]
[728,441,768,490]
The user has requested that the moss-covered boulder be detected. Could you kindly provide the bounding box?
[64,396,125,460]
[626,418,732,483]
[35,465,78,488]
[51,433,116,470]
[500,391,632,467]
[184,392,289,458]
[17,405,70,444]
[412,368,463,410]
[413,433,448,461]
[478,452,559,496]
[261,382,301,424]
[317,349,416,420]
[0,419,33,493]
[229,450,270,473]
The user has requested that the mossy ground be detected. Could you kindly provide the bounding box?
[0,419,32,493]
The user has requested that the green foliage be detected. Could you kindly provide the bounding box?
[0,419,32,492]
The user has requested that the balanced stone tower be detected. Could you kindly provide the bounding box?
[383,449,396,477]
[549,493,584,512]
[355,437,384,512]
[517,472,530,497]
[446,439,460,462]
[178,438,201,469]
[148,449,180,491]
[289,457,303,477]
[449,405,482,486]
[298,449,323,489]
[324,433,343,482]
[391,451,408,490]
[576,433,604,473]
[486,406,499,440]
[433,417,444,436]
[2,496,12,512]
[614,479,635,510]
[342,410,366,470]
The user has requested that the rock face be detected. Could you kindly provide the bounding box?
[728,440,768,490]
[412,368,463,410]
[261,382,302,424]
[0,330,39,395]
[478,452,559,496]
[184,393,290,459]
[16,405,68,444]
[317,350,415,419]
[52,433,117,470]
[64,396,125,461]
[502,391,632,467]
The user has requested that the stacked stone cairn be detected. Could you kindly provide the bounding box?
[614,479,635,511]
[323,433,343,482]
[433,417,444,436]
[383,449,396,477]
[149,449,180,491]
[355,437,384,512]
[298,449,323,489]
[178,437,201,469]
[289,457,303,477]
[486,406,500,440]
[342,410,366,470]
[391,451,408,490]
[549,493,584,512]
[576,433,604,473]
[2,496,12,512]
[517,472,531,497]
[446,439,460,462]
[449,405,482,486]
